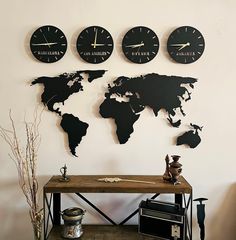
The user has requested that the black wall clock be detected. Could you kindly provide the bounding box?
[167,26,205,64]
[30,25,67,63]
[122,26,159,64]
[76,26,114,64]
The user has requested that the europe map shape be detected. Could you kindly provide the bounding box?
[32,70,202,157]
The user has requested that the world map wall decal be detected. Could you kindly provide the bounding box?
[31,70,202,157]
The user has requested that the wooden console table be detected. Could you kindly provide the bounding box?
[43,175,192,240]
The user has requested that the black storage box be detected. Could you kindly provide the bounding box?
[139,199,187,240]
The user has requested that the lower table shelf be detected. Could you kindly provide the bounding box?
[48,225,156,240]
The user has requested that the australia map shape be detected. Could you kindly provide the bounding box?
[32,71,202,157]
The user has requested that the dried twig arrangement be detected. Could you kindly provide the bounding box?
[0,108,43,239]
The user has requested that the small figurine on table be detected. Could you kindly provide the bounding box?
[59,164,70,182]
[162,155,182,185]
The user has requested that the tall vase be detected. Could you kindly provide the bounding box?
[31,210,43,240]
[32,220,43,240]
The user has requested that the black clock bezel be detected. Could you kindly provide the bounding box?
[122,26,159,64]
[30,25,67,63]
[167,26,205,64]
[76,26,114,64]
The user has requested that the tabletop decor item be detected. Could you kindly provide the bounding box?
[59,164,70,182]
[97,177,155,184]
[0,108,43,240]
[61,207,86,239]
[163,155,182,185]
[193,198,208,240]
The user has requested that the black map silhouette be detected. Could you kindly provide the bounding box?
[32,71,202,157]
[100,73,200,144]
[31,70,106,156]
[177,123,203,148]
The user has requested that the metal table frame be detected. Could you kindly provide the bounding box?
[43,175,192,240]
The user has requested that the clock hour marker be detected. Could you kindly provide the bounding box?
[48,27,50,31]
[193,30,195,33]
[198,36,202,39]
[55,29,58,33]
[185,27,188,32]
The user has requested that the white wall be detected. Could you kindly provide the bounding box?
[0,0,236,239]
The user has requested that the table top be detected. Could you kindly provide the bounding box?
[44,175,192,194]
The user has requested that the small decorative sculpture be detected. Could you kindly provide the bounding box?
[193,198,208,240]
[97,177,155,184]
[163,155,172,182]
[59,164,70,182]
[163,155,182,185]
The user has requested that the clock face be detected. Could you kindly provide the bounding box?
[167,26,205,64]
[76,26,114,64]
[122,26,159,64]
[30,25,67,63]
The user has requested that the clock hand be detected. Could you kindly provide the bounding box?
[93,29,98,48]
[170,43,190,51]
[91,43,106,47]
[125,42,145,48]
[136,41,144,53]
[170,43,186,46]
[41,32,51,48]
[31,42,58,46]
[178,42,190,51]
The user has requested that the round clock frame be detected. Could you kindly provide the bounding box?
[167,26,205,64]
[76,26,114,64]
[30,25,67,63]
[122,26,159,64]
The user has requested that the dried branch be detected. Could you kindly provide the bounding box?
[0,107,44,237]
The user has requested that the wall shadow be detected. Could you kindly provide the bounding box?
[208,183,236,240]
